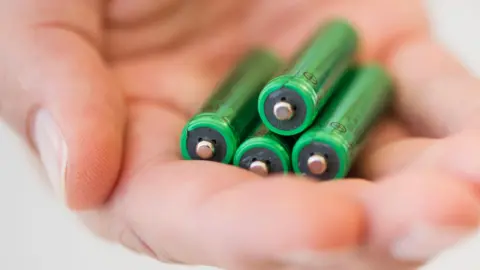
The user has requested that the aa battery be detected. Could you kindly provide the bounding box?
[292,64,393,180]
[258,19,358,136]
[233,125,295,176]
[180,49,283,163]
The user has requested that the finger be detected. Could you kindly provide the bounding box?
[283,168,480,269]
[114,164,370,269]
[407,129,480,192]
[362,169,480,263]
[386,36,480,137]
[93,160,479,269]
[0,1,126,210]
[361,130,480,263]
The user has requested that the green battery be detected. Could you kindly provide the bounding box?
[258,19,358,136]
[233,125,295,176]
[292,64,393,180]
[180,49,283,163]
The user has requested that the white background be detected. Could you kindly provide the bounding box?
[1,0,480,269]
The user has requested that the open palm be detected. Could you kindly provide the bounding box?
[2,0,480,269]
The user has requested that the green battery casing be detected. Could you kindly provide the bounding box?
[292,64,393,180]
[233,125,295,175]
[180,49,283,164]
[258,19,358,136]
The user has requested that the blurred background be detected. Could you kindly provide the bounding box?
[1,0,479,269]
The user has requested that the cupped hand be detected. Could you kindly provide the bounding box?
[2,0,480,269]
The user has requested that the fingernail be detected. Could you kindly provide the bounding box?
[391,224,475,262]
[32,109,68,201]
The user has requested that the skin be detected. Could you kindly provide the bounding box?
[1,0,480,269]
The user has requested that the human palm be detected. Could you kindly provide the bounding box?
[3,0,480,269]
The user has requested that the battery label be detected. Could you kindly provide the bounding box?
[316,66,393,154]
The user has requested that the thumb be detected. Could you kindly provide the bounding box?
[0,1,126,210]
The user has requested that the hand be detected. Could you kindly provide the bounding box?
[2,0,479,269]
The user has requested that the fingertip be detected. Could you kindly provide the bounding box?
[414,129,480,184]
[34,104,126,210]
[385,35,480,137]
[64,123,125,210]
[362,170,479,261]
[31,67,126,210]
[198,178,369,268]
[65,102,126,210]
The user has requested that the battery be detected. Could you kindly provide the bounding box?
[180,49,283,164]
[233,125,295,176]
[292,64,393,180]
[258,19,358,136]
